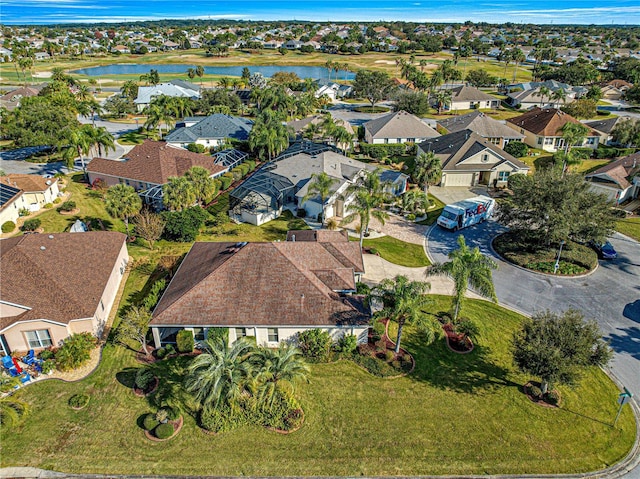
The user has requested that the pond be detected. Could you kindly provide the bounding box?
[72,64,355,80]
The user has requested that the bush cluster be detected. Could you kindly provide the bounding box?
[360,143,407,159]
[58,200,76,212]
[155,344,175,359]
[162,206,209,242]
[594,146,637,159]
[135,368,155,391]
[176,330,195,353]
[219,173,234,190]
[2,221,16,233]
[143,413,159,431]
[22,218,41,231]
[54,332,97,372]
[297,329,332,363]
[154,422,175,439]
[68,393,90,409]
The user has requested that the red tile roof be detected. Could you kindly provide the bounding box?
[87,140,226,185]
[151,241,368,328]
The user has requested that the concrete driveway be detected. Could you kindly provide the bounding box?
[426,219,640,409]
[428,186,487,204]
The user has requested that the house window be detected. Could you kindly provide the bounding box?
[488,138,500,145]
[25,329,53,349]
[544,138,554,145]
[586,137,596,145]
[537,137,543,145]
[481,153,489,163]
[498,171,510,182]
[267,328,279,342]
[194,328,206,341]
[235,328,247,338]
[407,138,415,143]
[520,128,525,134]
[384,139,389,144]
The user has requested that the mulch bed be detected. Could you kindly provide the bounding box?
[524,382,562,408]
[135,346,158,364]
[442,323,474,354]
[134,376,159,397]
[144,416,184,442]
[59,208,80,215]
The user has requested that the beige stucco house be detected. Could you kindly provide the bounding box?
[0,183,28,227]
[363,110,439,144]
[0,174,60,212]
[0,232,128,354]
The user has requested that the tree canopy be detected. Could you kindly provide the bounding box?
[353,70,396,108]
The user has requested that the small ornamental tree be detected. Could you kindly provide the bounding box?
[503,141,528,158]
[176,330,195,353]
[513,309,612,395]
[296,329,332,363]
[116,306,152,359]
[132,210,165,250]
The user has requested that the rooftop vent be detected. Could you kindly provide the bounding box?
[48,235,54,239]
[40,246,46,251]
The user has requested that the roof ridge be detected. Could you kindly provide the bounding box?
[272,243,337,297]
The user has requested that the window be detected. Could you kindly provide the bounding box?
[488,138,500,145]
[481,153,489,163]
[498,171,510,182]
[537,137,543,145]
[586,137,596,145]
[384,138,389,144]
[194,328,206,341]
[235,327,247,338]
[544,137,554,145]
[25,329,52,349]
[267,328,279,342]
[407,138,415,143]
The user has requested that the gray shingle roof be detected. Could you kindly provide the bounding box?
[438,111,525,140]
[165,114,254,143]
[134,83,200,105]
[363,110,439,140]
[450,85,497,102]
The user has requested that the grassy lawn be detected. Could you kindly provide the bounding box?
[425,108,523,121]
[616,217,640,241]
[571,159,611,175]
[418,193,446,226]
[361,235,430,267]
[1,296,633,475]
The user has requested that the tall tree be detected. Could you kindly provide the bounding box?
[248,108,289,161]
[559,122,589,174]
[413,151,442,194]
[433,90,452,114]
[185,166,217,206]
[369,275,433,353]
[104,183,142,238]
[184,337,255,411]
[426,235,497,323]
[195,65,205,86]
[163,176,196,212]
[352,70,396,108]
[132,209,165,250]
[116,306,153,359]
[513,309,612,395]
[302,172,337,225]
[252,344,309,409]
[341,189,389,248]
[611,118,640,147]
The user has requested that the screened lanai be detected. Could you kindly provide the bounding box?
[229,168,294,225]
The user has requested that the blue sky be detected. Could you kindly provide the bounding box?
[1,0,639,25]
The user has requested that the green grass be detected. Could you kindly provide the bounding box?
[616,217,640,241]
[418,194,446,226]
[1,296,633,475]
[361,235,430,267]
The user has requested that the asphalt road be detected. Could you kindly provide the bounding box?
[427,220,640,406]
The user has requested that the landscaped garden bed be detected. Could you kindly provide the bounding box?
[493,232,598,276]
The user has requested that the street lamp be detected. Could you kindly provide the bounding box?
[554,240,565,274]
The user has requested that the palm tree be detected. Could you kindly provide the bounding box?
[369,275,433,353]
[187,67,196,81]
[184,337,255,411]
[535,85,552,107]
[86,125,115,158]
[559,122,590,174]
[400,189,429,214]
[551,88,567,109]
[434,90,452,114]
[104,183,142,238]
[218,77,231,90]
[498,48,512,83]
[163,176,196,211]
[248,109,289,161]
[143,103,164,138]
[511,48,526,83]
[252,344,309,409]
[302,172,337,226]
[185,166,216,206]
[195,65,205,86]
[426,235,497,323]
[341,189,389,248]
[63,125,92,170]
[413,151,442,195]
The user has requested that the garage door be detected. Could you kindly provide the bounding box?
[443,173,474,186]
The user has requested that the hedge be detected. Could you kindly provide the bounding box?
[594,146,637,159]
[2,221,16,233]
[219,173,234,190]
[360,143,408,159]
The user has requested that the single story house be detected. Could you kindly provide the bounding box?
[601,79,633,101]
[149,239,369,348]
[585,153,640,204]
[165,114,253,149]
[314,82,352,102]
[0,85,41,111]
[0,232,128,354]
[446,85,499,111]
[134,81,201,112]
[87,140,226,209]
[584,116,630,146]
[0,183,28,227]
[507,86,575,109]
[437,111,525,149]
[506,108,600,153]
[363,110,440,144]
[417,129,530,187]
[0,175,59,212]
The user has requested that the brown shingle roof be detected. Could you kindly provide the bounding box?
[363,110,439,140]
[151,241,369,328]
[286,229,348,242]
[438,111,525,139]
[0,174,57,193]
[0,232,127,331]
[507,108,599,137]
[585,153,640,190]
[87,140,226,185]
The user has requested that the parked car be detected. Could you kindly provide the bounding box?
[589,240,617,259]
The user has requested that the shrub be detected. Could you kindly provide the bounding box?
[336,334,358,354]
[53,198,62,204]
[528,384,542,398]
[135,368,155,391]
[54,332,97,371]
[355,282,370,296]
[507,173,528,190]
[504,141,528,158]
[200,406,244,433]
[43,203,53,209]
[68,394,89,409]
[385,350,395,362]
[22,218,41,231]
[297,329,332,362]
[164,344,176,356]
[155,408,169,423]
[375,338,387,352]
[163,405,180,421]
[545,390,560,405]
[143,413,159,431]
[360,143,406,159]
[18,207,30,217]
[406,213,416,221]
[141,279,167,310]
[41,359,55,374]
[391,360,401,369]
[219,173,234,190]
[155,347,167,359]
[59,201,76,212]
[185,143,206,153]
[230,167,243,181]
[2,221,16,233]
[176,330,194,353]
[162,207,209,242]
[245,160,256,171]
[283,408,304,430]
[154,422,174,439]
[39,349,55,360]
[207,327,229,343]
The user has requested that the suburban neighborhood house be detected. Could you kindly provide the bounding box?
[134,80,201,112]
[149,237,369,348]
[230,144,407,225]
[506,108,601,152]
[585,153,640,204]
[446,85,499,111]
[0,174,60,212]
[600,79,633,100]
[437,111,525,148]
[0,232,128,355]
[417,129,530,187]
[0,183,29,226]
[87,140,226,209]
[506,86,575,109]
[363,110,439,144]
[165,114,254,149]
[584,116,630,146]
